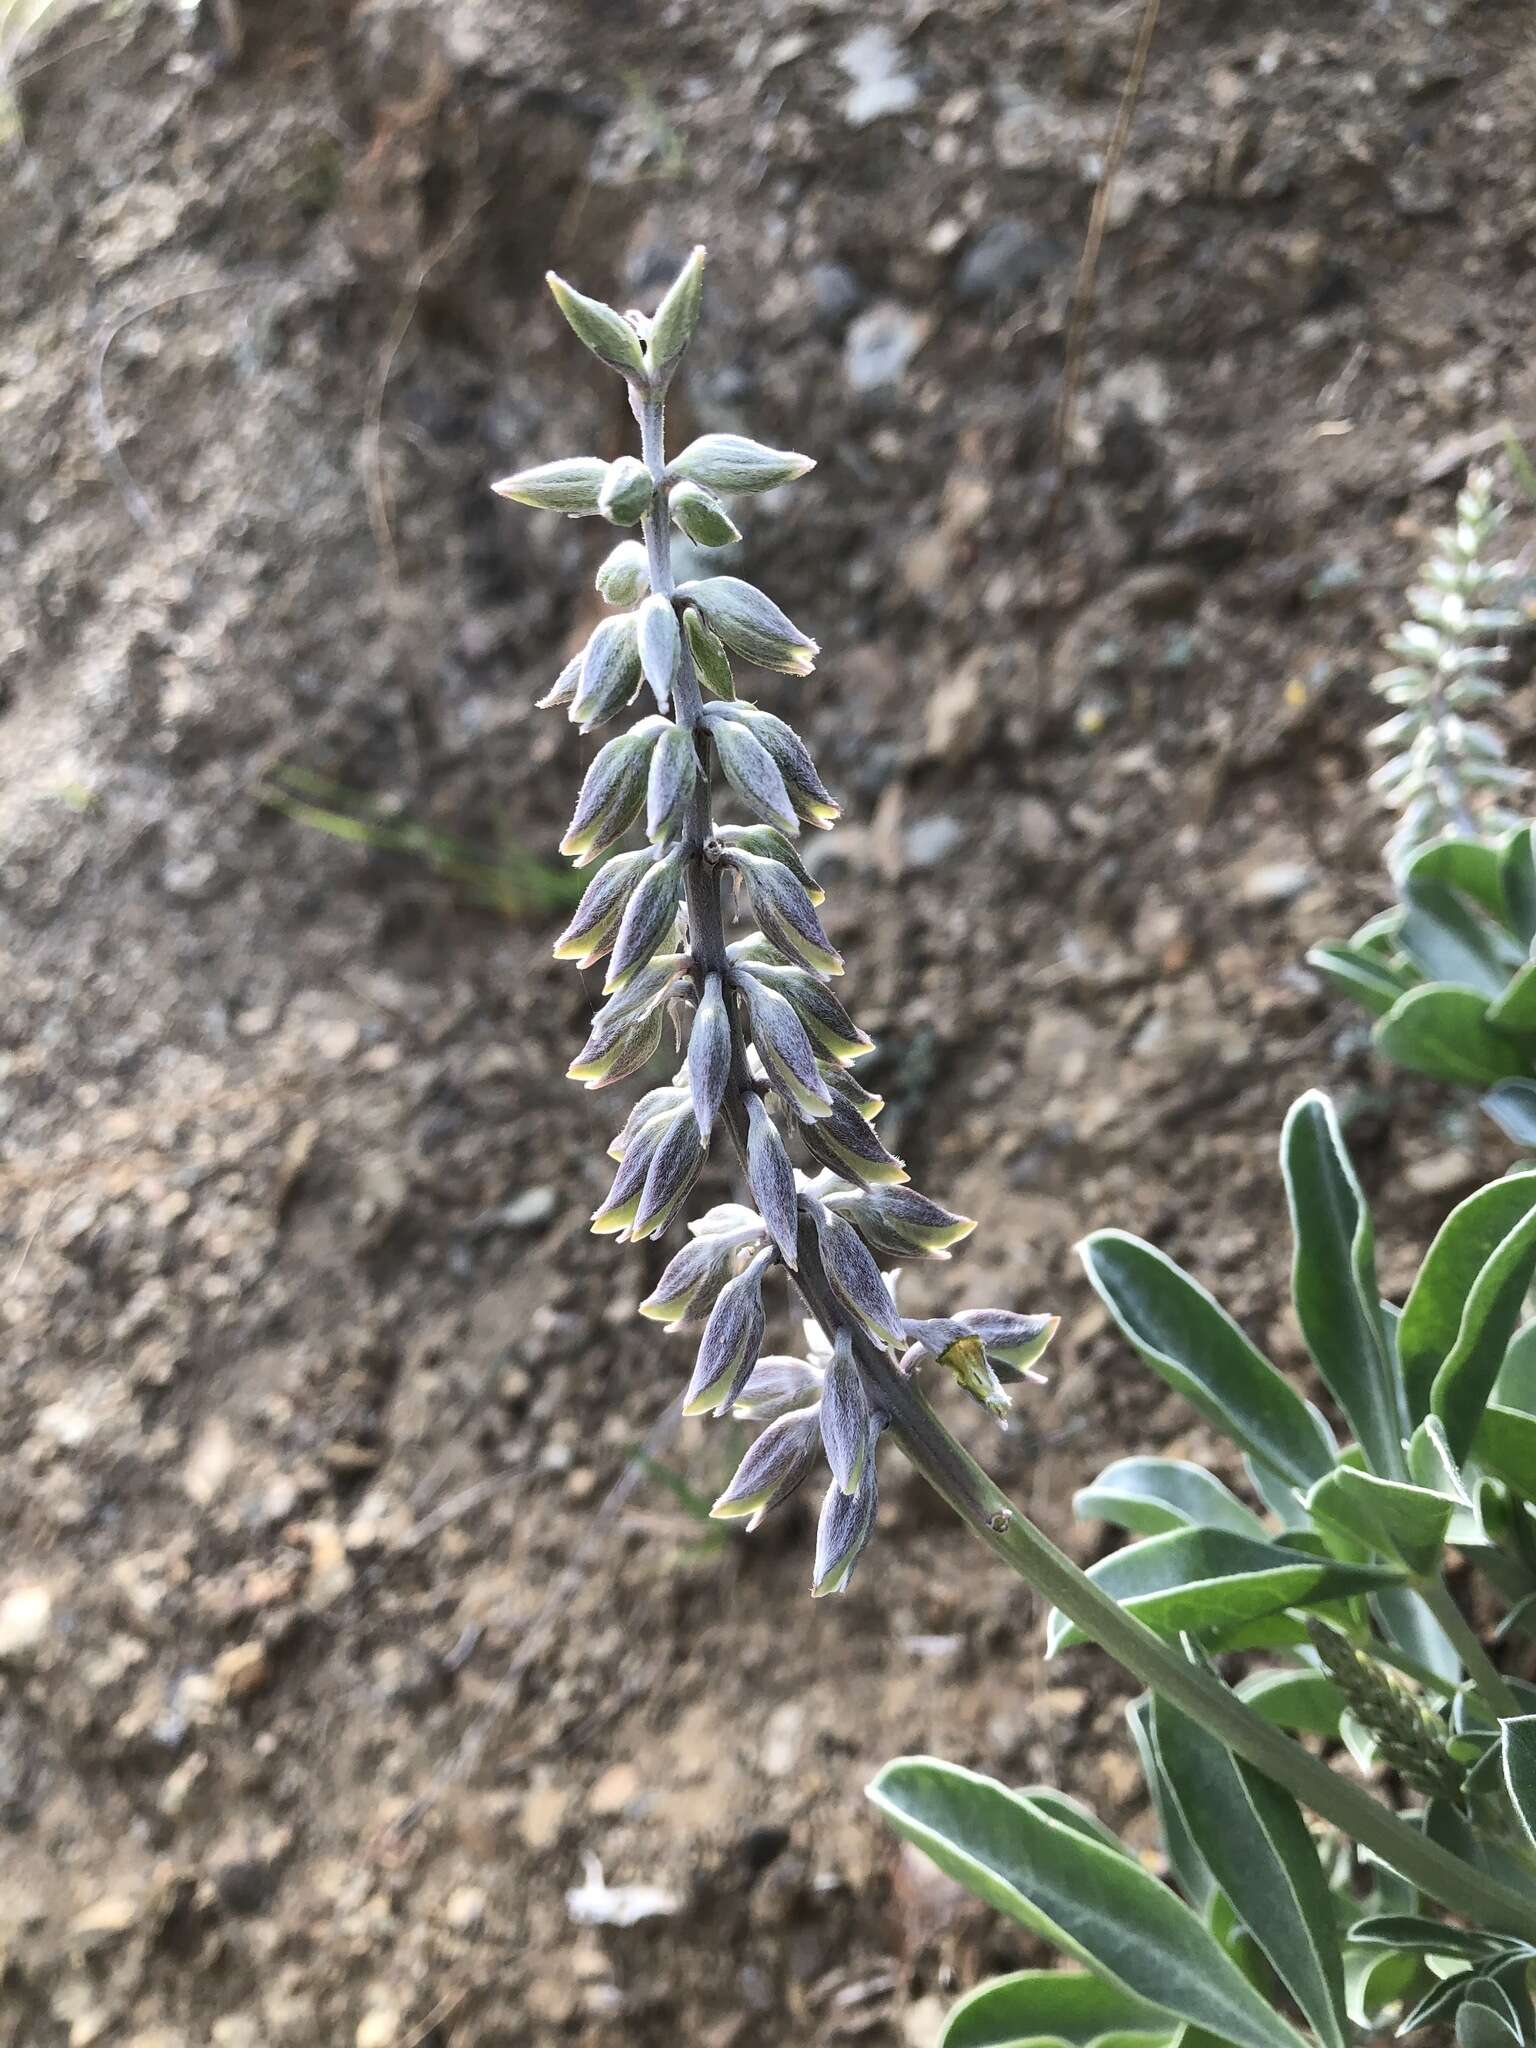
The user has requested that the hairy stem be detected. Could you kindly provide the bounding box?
[636,388,1535,1941]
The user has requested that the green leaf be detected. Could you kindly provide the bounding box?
[1306,942,1414,1020]
[1499,826,1536,947]
[1499,1715,1536,1849]
[1345,1946,1426,2032]
[1078,1233,1335,1489]
[1282,1091,1406,1477]
[867,1759,1311,2048]
[1397,878,1513,997]
[1347,1915,1513,1960]
[1235,1668,1345,1739]
[1432,1203,1536,1463]
[1477,1406,1536,1496]
[1489,960,1536,1035]
[1405,839,1510,923]
[1074,1458,1269,1541]
[1304,1467,1453,1575]
[1457,1988,1525,2048]
[1126,1697,1214,1910]
[1375,984,1529,1088]
[939,1972,1180,2048]
[1045,1529,1403,1655]
[1485,1081,1536,1150]
[1495,1321,1536,1412]
[1398,1173,1536,1425]
[1150,1694,1348,2048]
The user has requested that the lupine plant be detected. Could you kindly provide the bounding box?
[500,255,1536,2048]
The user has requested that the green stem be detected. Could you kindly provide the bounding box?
[1419,1575,1523,1720]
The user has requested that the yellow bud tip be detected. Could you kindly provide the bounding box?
[682,1387,725,1419]
[637,1299,684,1325]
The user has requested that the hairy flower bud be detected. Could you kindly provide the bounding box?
[812,1206,904,1349]
[724,705,839,827]
[734,1354,825,1421]
[537,652,583,711]
[739,963,869,1061]
[628,1108,707,1241]
[953,1310,1060,1381]
[570,613,642,731]
[682,607,735,700]
[560,720,666,865]
[668,433,815,495]
[639,1230,739,1325]
[685,1253,771,1415]
[737,973,835,1121]
[546,271,648,380]
[670,480,741,549]
[732,853,843,976]
[745,1092,801,1267]
[717,826,823,903]
[903,1316,1010,1420]
[608,1085,686,1163]
[553,847,656,966]
[605,848,684,993]
[801,1094,906,1187]
[820,1330,870,1495]
[598,455,655,526]
[595,539,650,606]
[711,1403,821,1528]
[679,576,819,675]
[568,956,681,1088]
[646,722,699,843]
[812,1442,880,1597]
[839,1185,977,1260]
[687,973,732,1140]
[709,714,800,837]
[646,245,706,385]
[592,1102,673,1232]
[637,593,682,713]
[492,456,608,514]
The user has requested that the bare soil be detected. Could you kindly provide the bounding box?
[4,2,1536,2042]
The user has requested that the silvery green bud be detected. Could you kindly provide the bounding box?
[690,1201,763,1239]
[639,1230,738,1325]
[953,1310,1060,1381]
[904,1316,1009,1420]
[605,848,684,993]
[637,593,682,712]
[812,1206,904,1349]
[684,1251,771,1415]
[492,456,608,514]
[679,576,818,676]
[734,1354,824,1421]
[821,1063,883,1120]
[811,1445,879,1597]
[732,852,843,976]
[598,455,656,525]
[801,1095,906,1188]
[737,973,834,1121]
[668,433,815,495]
[839,1185,977,1260]
[670,480,741,549]
[568,957,681,1089]
[537,653,583,710]
[745,1092,801,1267]
[820,1330,869,1495]
[711,1403,821,1528]
[560,719,666,864]
[726,705,839,826]
[646,245,706,385]
[592,1103,672,1232]
[570,613,642,731]
[742,963,871,1061]
[682,607,735,700]
[629,1108,707,1241]
[546,271,648,381]
[646,722,699,843]
[717,827,824,904]
[687,973,732,1140]
[552,847,655,965]
[709,714,800,836]
[608,1085,686,1163]
[595,539,650,606]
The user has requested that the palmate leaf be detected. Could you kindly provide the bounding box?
[1149,1695,1349,2048]
[867,1759,1310,2048]
[1044,1529,1403,1655]
[1074,1457,1268,1542]
[1398,1171,1536,1425]
[1282,1092,1407,1478]
[939,1972,1181,2048]
[1078,1233,1335,1490]
[1374,984,1529,1088]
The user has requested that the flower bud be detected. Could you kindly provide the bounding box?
[559,720,665,865]
[737,974,834,1121]
[738,966,870,1063]
[678,575,818,675]
[820,1330,869,1495]
[595,539,650,606]
[821,1063,883,1120]
[639,1231,738,1325]
[668,433,815,495]
[569,613,642,731]
[552,847,655,965]
[608,1085,686,1163]
[637,593,682,713]
[546,271,648,380]
[709,715,800,837]
[605,848,683,993]
[682,607,735,700]
[727,705,839,826]
[717,826,823,903]
[628,1108,707,1241]
[734,1355,825,1421]
[646,722,698,843]
[812,1206,904,1349]
[801,1095,906,1187]
[687,973,732,1140]
[591,1105,671,1233]
[745,1093,801,1267]
[690,1201,763,1239]
[670,480,741,549]
[684,1254,771,1415]
[904,1316,1010,1420]
[839,1185,977,1260]
[811,1448,879,1597]
[954,1310,1060,1381]
[536,653,583,711]
[733,853,843,976]
[567,957,680,1089]
[711,1404,821,1528]
[492,456,608,514]
[646,245,706,385]
[598,455,655,526]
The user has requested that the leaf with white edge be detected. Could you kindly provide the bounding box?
[1305,941,1414,1019]
[1477,1405,1536,1495]
[1489,959,1536,1034]
[1485,1081,1536,1149]
[1304,1467,1454,1575]
[1150,1694,1349,2048]
[1500,826,1536,947]
[867,1759,1311,2048]
[1375,984,1528,1088]
[938,1972,1180,2048]
[1125,1697,1213,1911]
[1406,838,1509,922]
[1499,1716,1536,1850]
[1235,1668,1345,1740]
[1347,1915,1515,1961]
[1073,1457,1268,1542]
[1432,1201,1536,1463]
[1399,1172,1536,1424]
[1078,1232,1335,1489]
[1283,1091,1406,1478]
[1045,1529,1403,1655]
[1397,879,1514,998]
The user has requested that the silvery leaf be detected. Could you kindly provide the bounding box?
[670,480,741,549]
[682,607,735,700]
[746,1093,801,1267]
[570,613,642,731]
[684,1256,770,1415]
[711,1403,821,1528]
[687,974,732,1140]
[595,540,650,606]
[639,1231,738,1325]
[646,245,706,384]
[629,1110,706,1240]
[605,851,683,992]
[679,576,818,676]
[667,434,815,495]
[560,720,666,865]
[537,653,583,710]
[598,455,655,526]
[637,593,682,712]
[645,723,698,843]
[813,1206,905,1348]
[820,1330,869,1494]
[546,271,648,380]
[737,974,834,1121]
[811,1446,879,1597]
[711,718,800,837]
[733,1355,825,1421]
[492,456,607,514]
[552,848,654,965]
